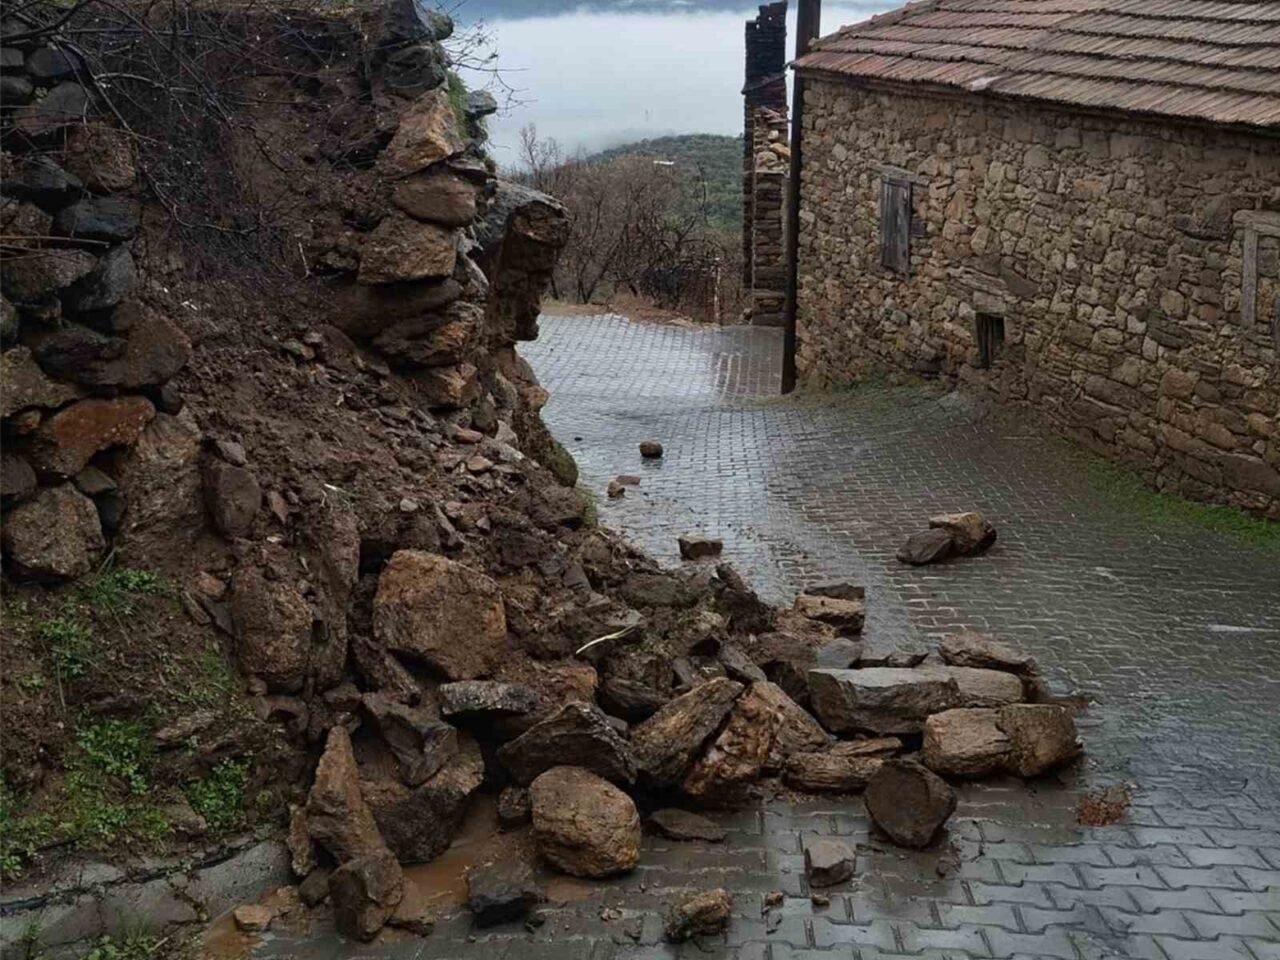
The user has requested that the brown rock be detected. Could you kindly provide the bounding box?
[639,439,664,458]
[1,347,82,418]
[864,759,957,849]
[330,277,462,338]
[529,766,640,878]
[358,211,457,285]
[756,681,830,772]
[392,171,478,226]
[29,396,155,478]
[630,677,744,786]
[372,550,508,680]
[372,300,479,368]
[922,708,1011,778]
[329,849,404,942]
[361,735,485,863]
[232,904,273,933]
[106,303,193,388]
[678,535,723,560]
[204,462,261,538]
[682,681,782,801]
[1,482,104,578]
[938,632,1038,676]
[0,248,97,305]
[412,361,478,409]
[783,737,900,793]
[112,409,204,543]
[64,123,137,193]
[802,581,865,602]
[804,839,855,887]
[808,668,962,735]
[381,88,465,176]
[497,701,635,786]
[307,726,390,863]
[1,452,37,505]
[13,82,90,136]
[497,786,531,829]
[664,888,732,942]
[793,594,865,633]
[997,704,1081,777]
[287,805,317,878]
[929,511,997,555]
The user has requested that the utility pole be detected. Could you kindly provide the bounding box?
[781,0,821,393]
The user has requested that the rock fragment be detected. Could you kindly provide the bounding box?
[997,704,1081,777]
[329,849,404,942]
[306,727,388,863]
[664,888,732,942]
[929,511,997,555]
[467,860,542,928]
[639,439,663,458]
[648,809,726,843]
[232,904,273,933]
[497,701,635,786]
[922,708,1011,778]
[808,667,961,735]
[678,535,723,560]
[204,462,261,538]
[804,839,855,887]
[938,632,1038,675]
[783,737,900,793]
[864,759,956,849]
[629,677,743,786]
[896,528,954,565]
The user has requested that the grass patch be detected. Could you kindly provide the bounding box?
[446,70,468,130]
[37,614,93,685]
[1080,455,1280,550]
[186,759,248,832]
[77,720,151,795]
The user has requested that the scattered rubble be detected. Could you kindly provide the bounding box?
[897,511,997,565]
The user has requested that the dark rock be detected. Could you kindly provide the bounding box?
[72,465,116,497]
[529,766,640,878]
[896,528,954,566]
[664,889,732,943]
[713,562,776,633]
[0,294,16,343]
[803,580,865,602]
[204,462,261,537]
[864,759,957,849]
[1,249,97,304]
[0,156,83,209]
[808,667,962,735]
[362,692,458,787]
[465,90,498,118]
[928,511,997,556]
[28,323,125,384]
[718,642,766,684]
[497,701,635,786]
[25,45,81,81]
[815,638,862,669]
[639,440,663,458]
[599,676,668,722]
[439,680,545,723]
[466,860,542,928]
[496,786,530,829]
[629,677,743,786]
[783,737,900,793]
[997,704,1081,777]
[678,535,723,560]
[384,43,448,97]
[1,482,104,578]
[914,665,1024,707]
[229,568,312,693]
[619,571,698,610]
[62,245,134,313]
[95,489,126,532]
[362,736,485,863]
[64,123,137,193]
[52,195,140,243]
[852,635,928,668]
[922,708,1011,778]
[13,82,90,137]
[804,839,855,887]
[0,452,37,505]
[298,867,331,906]
[938,631,1038,676]
[0,75,33,106]
[380,0,453,47]
[648,809,726,843]
[331,276,462,338]
[329,849,404,942]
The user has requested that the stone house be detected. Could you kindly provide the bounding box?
[791,0,1280,517]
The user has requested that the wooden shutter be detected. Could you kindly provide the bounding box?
[880,178,911,276]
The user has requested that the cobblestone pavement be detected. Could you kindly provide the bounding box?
[257,314,1280,960]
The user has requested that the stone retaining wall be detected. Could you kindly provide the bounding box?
[795,78,1280,517]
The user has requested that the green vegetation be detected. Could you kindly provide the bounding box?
[186,759,248,832]
[1079,454,1280,549]
[77,720,151,795]
[592,134,743,231]
[37,614,93,685]
[79,932,164,960]
[446,71,470,131]
[575,484,599,529]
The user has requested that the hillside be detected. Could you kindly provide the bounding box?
[593,133,743,231]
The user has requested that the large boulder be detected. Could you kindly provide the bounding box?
[497,702,635,786]
[1,347,81,417]
[373,300,479,368]
[27,396,154,478]
[380,88,465,177]
[864,759,956,849]
[392,171,478,227]
[529,766,640,878]
[306,727,390,863]
[938,632,1038,675]
[756,680,829,772]
[228,568,312,692]
[1,482,104,578]
[62,245,134,313]
[682,681,782,801]
[629,677,743,786]
[373,550,507,680]
[357,212,457,285]
[929,511,996,555]
[361,736,485,863]
[52,195,140,243]
[362,692,458,787]
[997,704,1081,777]
[922,708,1011,778]
[914,665,1025,708]
[783,737,900,793]
[808,668,961,735]
[329,850,403,942]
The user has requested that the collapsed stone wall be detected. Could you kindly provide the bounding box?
[795,79,1280,517]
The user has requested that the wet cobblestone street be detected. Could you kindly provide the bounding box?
[259,314,1280,960]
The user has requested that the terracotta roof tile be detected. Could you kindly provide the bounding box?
[795,0,1280,128]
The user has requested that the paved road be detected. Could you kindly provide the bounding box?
[259,314,1280,960]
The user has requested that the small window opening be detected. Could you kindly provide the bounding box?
[880,178,911,276]
[975,312,1005,369]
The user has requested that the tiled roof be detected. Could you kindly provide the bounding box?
[793,0,1280,129]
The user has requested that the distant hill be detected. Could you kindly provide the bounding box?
[591,134,743,231]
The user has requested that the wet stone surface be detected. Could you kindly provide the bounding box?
[254,314,1280,959]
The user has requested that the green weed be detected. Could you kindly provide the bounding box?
[79,566,166,617]
[37,615,93,683]
[186,759,248,833]
[446,70,468,129]
[76,720,151,794]
[79,931,163,960]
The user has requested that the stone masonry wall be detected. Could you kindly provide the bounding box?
[742,1,787,289]
[795,78,1280,517]
[749,106,788,327]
